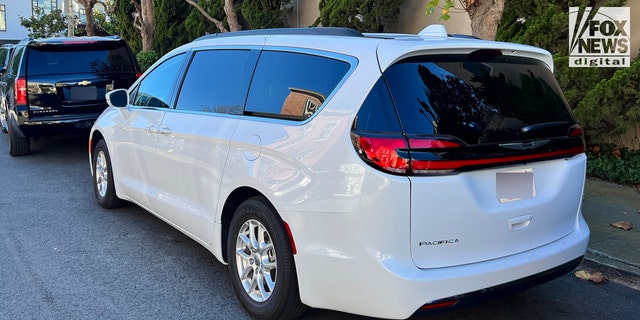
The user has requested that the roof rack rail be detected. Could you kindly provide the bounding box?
[195,27,364,41]
[448,34,481,40]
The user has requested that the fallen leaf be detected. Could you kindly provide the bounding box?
[575,270,591,280]
[574,270,608,284]
[611,221,634,230]
[589,272,608,284]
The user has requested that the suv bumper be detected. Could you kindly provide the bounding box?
[14,114,99,138]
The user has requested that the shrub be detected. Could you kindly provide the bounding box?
[136,51,160,72]
[587,144,640,185]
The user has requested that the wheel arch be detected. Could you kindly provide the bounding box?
[220,187,284,263]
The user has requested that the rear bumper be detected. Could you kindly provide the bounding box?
[291,212,589,319]
[412,255,583,316]
[13,114,99,138]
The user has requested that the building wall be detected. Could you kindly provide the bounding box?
[0,2,33,43]
[0,0,72,43]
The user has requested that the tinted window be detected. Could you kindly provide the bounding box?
[384,54,575,144]
[176,49,258,115]
[353,77,401,133]
[132,53,186,109]
[245,51,350,120]
[27,42,135,75]
[9,46,25,76]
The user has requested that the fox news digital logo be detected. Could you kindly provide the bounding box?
[569,7,630,67]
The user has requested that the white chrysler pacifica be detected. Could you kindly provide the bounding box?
[89,25,590,320]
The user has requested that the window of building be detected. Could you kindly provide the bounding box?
[0,4,6,32]
[32,0,58,15]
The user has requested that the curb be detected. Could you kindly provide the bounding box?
[585,249,640,276]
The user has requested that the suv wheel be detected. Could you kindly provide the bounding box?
[8,123,30,156]
[93,139,126,208]
[227,197,307,320]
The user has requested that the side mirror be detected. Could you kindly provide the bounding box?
[106,89,129,108]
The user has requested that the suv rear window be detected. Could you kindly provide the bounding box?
[27,41,135,75]
[383,53,575,144]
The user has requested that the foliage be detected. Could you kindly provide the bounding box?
[154,0,191,55]
[587,144,640,185]
[136,50,160,72]
[184,0,225,39]
[553,56,615,109]
[315,0,405,33]
[94,10,119,36]
[426,0,456,21]
[112,0,142,53]
[241,0,290,29]
[574,58,640,140]
[19,7,67,38]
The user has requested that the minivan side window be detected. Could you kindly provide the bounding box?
[176,49,258,115]
[132,53,186,108]
[245,51,350,121]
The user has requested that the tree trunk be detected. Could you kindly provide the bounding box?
[77,0,97,36]
[467,0,505,40]
[224,0,242,32]
[85,7,96,36]
[140,0,155,51]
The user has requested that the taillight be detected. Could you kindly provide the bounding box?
[568,124,586,153]
[568,124,584,137]
[15,77,27,105]
[351,133,461,175]
[136,71,142,78]
[353,135,408,173]
[352,131,585,176]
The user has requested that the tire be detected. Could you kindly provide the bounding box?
[227,197,307,320]
[92,139,126,208]
[8,123,30,156]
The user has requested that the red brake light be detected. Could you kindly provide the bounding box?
[355,135,408,173]
[62,40,98,44]
[353,132,584,176]
[136,71,142,78]
[15,77,27,105]
[568,124,584,137]
[419,299,459,310]
[408,138,461,149]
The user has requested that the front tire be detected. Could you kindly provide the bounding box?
[227,197,307,320]
[93,139,126,208]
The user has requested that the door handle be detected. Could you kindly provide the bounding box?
[145,126,172,135]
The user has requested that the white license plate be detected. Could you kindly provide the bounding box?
[496,169,535,203]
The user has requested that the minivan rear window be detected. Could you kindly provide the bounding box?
[27,42,135,75]
[384,54,575,145]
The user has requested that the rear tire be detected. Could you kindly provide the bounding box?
[8,123,30,156]
[227,197,307,320]
[93,139,126,208]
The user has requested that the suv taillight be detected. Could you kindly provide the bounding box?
[352,132,586,176]
[15,77,27,105]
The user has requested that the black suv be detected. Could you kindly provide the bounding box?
[0,36,140,156]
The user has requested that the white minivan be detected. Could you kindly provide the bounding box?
[89,25,589,320]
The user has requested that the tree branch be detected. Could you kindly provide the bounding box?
[185,0,228,32]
